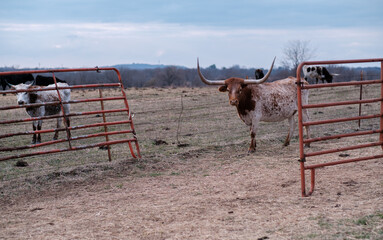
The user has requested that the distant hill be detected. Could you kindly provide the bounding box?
[112,63,187,70]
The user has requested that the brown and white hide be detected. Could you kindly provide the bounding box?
[10,82,71,144]
[218,77,310,153]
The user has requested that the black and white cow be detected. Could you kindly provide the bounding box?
[35,75,67,86]
[255,69,265,79]
[0,74,34,95]
[303,66,333,84]
[7,80,71,144]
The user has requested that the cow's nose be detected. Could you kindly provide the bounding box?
[230,99,238,106]
[18,100,24,105]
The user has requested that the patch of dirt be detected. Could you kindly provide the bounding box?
[0,87,382,239]
[0,145,382,240]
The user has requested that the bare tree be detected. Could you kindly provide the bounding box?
[281,40,316,73]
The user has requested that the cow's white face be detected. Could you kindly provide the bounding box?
[11,83,32,105]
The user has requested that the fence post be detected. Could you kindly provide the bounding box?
[380,62,383,149]
[358,71,363,129]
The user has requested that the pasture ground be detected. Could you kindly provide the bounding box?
[0,85,382,239]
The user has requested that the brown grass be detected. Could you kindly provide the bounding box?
[0,84,382,239]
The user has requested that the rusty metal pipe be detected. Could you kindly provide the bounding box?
[305,141,383,158]
[0,138,139,162]
[304,129,382,144]
[1,83,121,95]
[302,98,382,109]
[0,120,132,140]
[305,154,383,170]
[302,114,381,127]
[0,96,126,111]
[302,79,382,89]
[380,62,383,149]
[0,108,130,125]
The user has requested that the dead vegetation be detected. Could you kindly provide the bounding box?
[0,84,382,239]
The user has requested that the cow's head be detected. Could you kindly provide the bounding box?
[6,80,37,105]
[197,57,275,106]
[255,69,264,79]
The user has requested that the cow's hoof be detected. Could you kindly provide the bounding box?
[304,144,311,148]
[248,149,256,154]
[283,142,290,147]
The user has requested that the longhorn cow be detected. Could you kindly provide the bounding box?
[197,57,310,153]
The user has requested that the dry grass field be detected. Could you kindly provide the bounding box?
[0,82,382,239]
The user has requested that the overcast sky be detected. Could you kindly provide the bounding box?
[0,0,382,69]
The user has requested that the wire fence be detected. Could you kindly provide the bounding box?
[1,71,380,184]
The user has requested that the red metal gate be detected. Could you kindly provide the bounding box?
[0,67,141,162]
[296,58,383,197]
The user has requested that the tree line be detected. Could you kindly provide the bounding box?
[0,64,380,89]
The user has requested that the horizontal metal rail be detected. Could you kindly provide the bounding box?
[305,154,383,170]
[0,120,132,139]
[0,108,130,125]
[304,141,382,158]
[301,79,382,89]
[304,129,382,144]
[0,138,138,162]
[1,83,121,94]
[302,97,383,109]
[0,96,126,111]
[0,67,119,76]
[302,114,381,126]
[0,130,134,152]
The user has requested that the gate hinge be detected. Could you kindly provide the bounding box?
[295,81,305,87]
[298,157,306,162]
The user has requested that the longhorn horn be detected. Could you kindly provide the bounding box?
[4,80,13,88]
[197,58,226,85]
[243,57,276,84]
[29,78,36,86]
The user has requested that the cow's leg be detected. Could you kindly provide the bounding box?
[63,104,71,139]
[32,121,37,144]
[66,117,71,139]
[249,118,260,153]
[53,117,60,140]
[284,116,296,146]
[302,109,311,147]
[36,120,42,144]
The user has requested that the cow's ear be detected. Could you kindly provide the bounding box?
[218,85,227,92]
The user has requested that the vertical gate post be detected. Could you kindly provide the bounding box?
[99,88,112,161]
[52,72,73,149]
[380,61,383,149]
[358,71,363,129]
[296,62,308,197]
